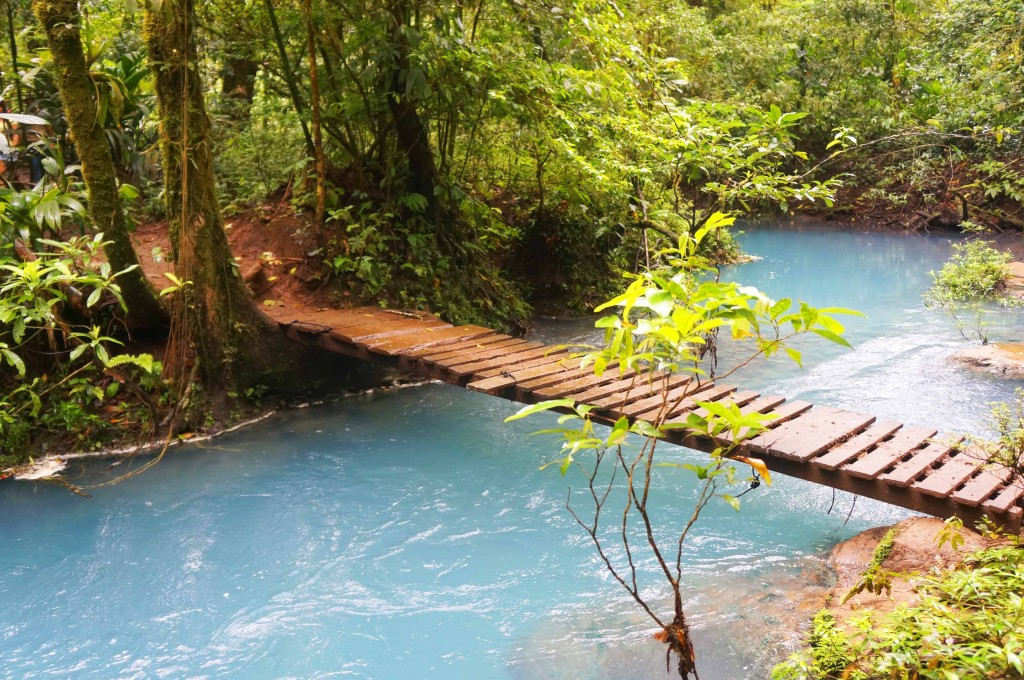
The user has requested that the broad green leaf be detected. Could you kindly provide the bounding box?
[811,328,852,349]
[720,493,741,512]
[817,306,866,318]
[1,348,25,376]
[630,419,663,439]
[505,398,575,422]
[69,344,88,362]
[527,428,573,437]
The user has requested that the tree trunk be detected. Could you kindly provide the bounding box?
[6,0,22,111]
[263,0,314,158]
[143,0,314,393]
[386,0,440,215]
[33,0,168,333]
[301,0,326,231]
[220,56,259,114]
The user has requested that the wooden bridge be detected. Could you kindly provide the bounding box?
[266,304,1024,531]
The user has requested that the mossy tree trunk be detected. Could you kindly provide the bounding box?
[301,0,326,230]
[386,0,441,217]
[143,0,311,394]
[32,0,168,332]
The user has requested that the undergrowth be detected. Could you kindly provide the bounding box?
[773,530,1024,680]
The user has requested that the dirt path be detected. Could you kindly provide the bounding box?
[132,207,346,316]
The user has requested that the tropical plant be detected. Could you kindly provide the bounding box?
[0,184,86,245]
[0,234,162,466]
[963,389,1024,495]
[89,52,154,180]
[773,530,1024,680]
[924,239,1019,345]
[506,213,860,677]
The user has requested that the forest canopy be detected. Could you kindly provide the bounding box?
[0,0,1021,464]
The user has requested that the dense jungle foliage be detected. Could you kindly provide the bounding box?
[0,0,1021,460]
[0,1,1021,677]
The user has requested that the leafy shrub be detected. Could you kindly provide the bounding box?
[324,196,531,330]
[928,240,1011,303]
[774,534,1024,680]
[925,240,1019,344]
[213,96,307,210]
[0,235,167,464]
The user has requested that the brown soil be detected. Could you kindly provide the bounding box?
[824,517,991,628]
[805,166,1024,233]
[133,205,349,316]
[803,187,964,232]
[950,342,1024,379]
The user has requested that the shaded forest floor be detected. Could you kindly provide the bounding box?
[814,177,1024,234]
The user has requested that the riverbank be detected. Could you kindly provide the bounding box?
[0,376,430,489]
[776,516,1022,678]
[946,261,1024,378]
[823,517,989,627]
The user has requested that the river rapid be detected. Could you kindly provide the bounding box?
[2,223,1021,679]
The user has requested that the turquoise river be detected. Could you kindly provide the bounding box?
[2,224,1022,679]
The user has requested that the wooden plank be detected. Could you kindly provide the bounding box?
[468,374,519,394]
[842,426,938,480]
[475,350,572,379]
[912,445,986,498]
[589,376,724,413]
[544,372,671,403]
[657,384,740,423]
[717,399,812,443]
[813,421,903,471]
[444,343,556,375]
[878,436,962,488]
[515,360,598,393]
[749,407,875,461]
[432,339,536,367]
[410,336,521,362]
[313,308,433,331]
[422,338,531,368]
[627,381,729,420]
[365,325,496,355]
[276,307,413,331]
[953,465,1013,507]
[407,334,514,359]
[596,375,681,414]
[329,318,452,343]
[691,389,760,418]
[350,317,452,336]
[467,356,583,394]
[536,368,655,401]
[738,394,787,415]
[760,400,814,428]
[681,395,787,446]
[281,319,333,335]
[616,378,703,417]
[519,364,632,400]
[982,480,1024,516]
[439,339,538,363]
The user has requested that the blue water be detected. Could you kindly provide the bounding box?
[2,225,1021,679]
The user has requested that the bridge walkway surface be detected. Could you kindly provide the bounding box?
[265,305,1024,530]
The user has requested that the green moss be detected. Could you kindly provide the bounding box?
[33,0,166,330]
[869,526,899,569]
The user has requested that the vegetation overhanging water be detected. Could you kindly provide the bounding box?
[2,224,1022,679]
